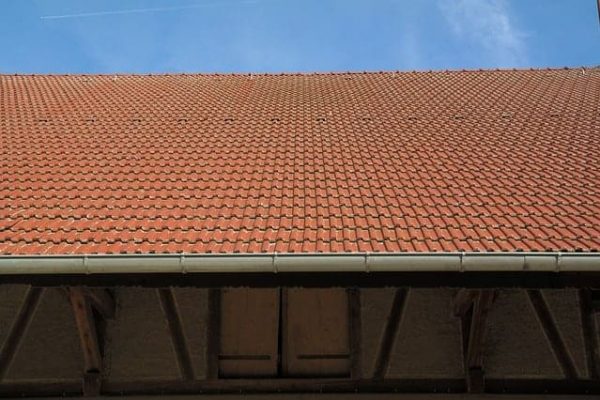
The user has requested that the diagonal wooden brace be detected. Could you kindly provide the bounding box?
[68,287,113,396]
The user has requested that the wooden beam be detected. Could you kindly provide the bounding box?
[527,289,577,379]
[590,289,600,312]
[7,377,600,397]
[372,288,408,379]
[207,289,221,380]
[7,271,600,289]
[347,288,361,380]
[82,372,101,397]
[453,288,478,317]
[462,290,495,393]
[84,289,115,319]
[0,287,43,381]
[158,288,195,380]
[579,289,600,379]
[68,287,102,396]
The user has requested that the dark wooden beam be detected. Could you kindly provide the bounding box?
[0,287,43,381]
[11,271,600,288]
[579,289,600,379]
[527,289,577,379]
[6,377,600,397]
[347,288,361,380]
[84,289,115,319]
[453,288,478,317]
[101,377,467,394]
[462,290,495,393]
[158,288,195,380]
[372,288,408,379]
[5,377,600,396]
[207,288,221,380]
[590,289,600,312]
[68,287,103,396]
[82,372,100,397]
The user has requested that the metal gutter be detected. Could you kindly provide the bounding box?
[0,252,598,274]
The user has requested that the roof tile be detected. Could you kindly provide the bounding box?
[1,69,599,254]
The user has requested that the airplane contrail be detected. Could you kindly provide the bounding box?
[41,0,260,20]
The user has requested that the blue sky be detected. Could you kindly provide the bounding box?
[1,0,598,73]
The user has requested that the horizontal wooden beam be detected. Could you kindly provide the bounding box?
[6,396,600,400]
[9,271,600,288]
[2,378,600,397]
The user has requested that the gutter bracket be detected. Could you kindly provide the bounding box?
[180,254,186,274]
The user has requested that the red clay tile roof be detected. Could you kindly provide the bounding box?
[1,69,599,255]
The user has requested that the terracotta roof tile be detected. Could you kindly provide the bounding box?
[1,69,599,254]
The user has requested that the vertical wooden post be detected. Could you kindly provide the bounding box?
[207,288,221,380]
[465,290,494,393]
[579,289,600,379]
[455,289,495,393]
[348,287,362,380]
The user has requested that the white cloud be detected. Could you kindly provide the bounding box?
[438,0,528,67]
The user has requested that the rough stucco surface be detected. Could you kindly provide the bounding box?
[0,285,28,351]
[360,288,395,378]
[485,290,562,379]
[542,289,587,378]
[173,288,208,379]
[4,288,81,381]
[388,289,463,378]
[105,288,179,380]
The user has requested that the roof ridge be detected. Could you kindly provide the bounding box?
[0,66,597,78]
